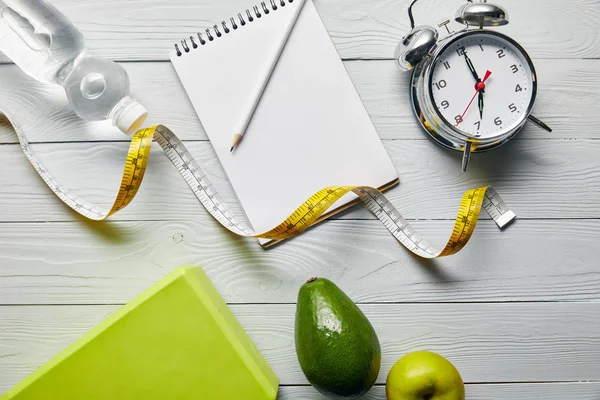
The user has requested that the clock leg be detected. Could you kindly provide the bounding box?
[462,142,473,173]
[527,115,552,133]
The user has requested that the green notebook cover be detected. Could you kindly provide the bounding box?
[2,266,279,400]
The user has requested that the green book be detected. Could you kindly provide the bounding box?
[2,266,279,400]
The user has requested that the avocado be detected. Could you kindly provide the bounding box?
[294,277,381,398]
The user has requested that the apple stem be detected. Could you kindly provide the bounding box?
[306,277,318,284]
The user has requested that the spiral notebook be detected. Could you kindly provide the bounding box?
[169,0,398,247]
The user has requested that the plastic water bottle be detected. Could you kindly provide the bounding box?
[0,0,147,133]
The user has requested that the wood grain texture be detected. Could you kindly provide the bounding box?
[0,59,598,144]
[0,0,594,61]
[0,0,598,392]
[0,138,598,222]
[1,303,600,390]
[1,220,600,305]
[278,383,600,399]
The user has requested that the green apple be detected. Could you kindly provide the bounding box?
[386,351,465,400]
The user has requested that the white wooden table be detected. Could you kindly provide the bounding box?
[1,0,599,398]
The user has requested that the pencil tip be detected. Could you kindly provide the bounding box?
[230,133,243,153]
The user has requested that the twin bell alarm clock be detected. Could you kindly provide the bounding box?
[395,0,552,171]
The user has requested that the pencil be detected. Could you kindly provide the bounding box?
[230,0,307,152]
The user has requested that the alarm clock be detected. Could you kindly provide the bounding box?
[395,0,552,172]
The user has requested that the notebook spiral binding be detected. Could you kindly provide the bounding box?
[174,0,295,56]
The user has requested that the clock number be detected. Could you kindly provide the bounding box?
[455,115,463,124]
[496,49,505,59]
[509,103,517,113]
[456,46,466,56]
[510,64,519,73]
[434,80,447,90]
[515,84,523,92]
[441,100,450,109]
[478,44,484,52]
[443,61,451,70]
[494,117,503,126]
[474,121,481,131]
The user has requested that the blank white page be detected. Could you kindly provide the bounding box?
[170,0,398,239]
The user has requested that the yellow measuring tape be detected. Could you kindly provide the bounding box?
[11,118,515,258]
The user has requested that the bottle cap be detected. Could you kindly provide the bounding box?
[112,99,148,134]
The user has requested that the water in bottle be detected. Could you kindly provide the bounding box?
[0,0,147,133]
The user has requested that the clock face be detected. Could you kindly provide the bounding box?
[430,32,536,139]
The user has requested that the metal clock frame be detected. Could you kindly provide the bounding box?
[411,29,538,154]
[395,0,552,171]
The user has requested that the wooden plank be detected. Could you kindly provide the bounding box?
[0,0,594,61]
[1,219,599,305]
[279,383,600,399]
[0,59,597,144]
[1,303,599,389]
[0,138,598,222]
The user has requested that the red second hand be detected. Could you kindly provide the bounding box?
[456,70,492,127]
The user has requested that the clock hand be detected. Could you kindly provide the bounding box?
[464,53,480,83]
[456,70,492,127]
[465,53,486,120]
